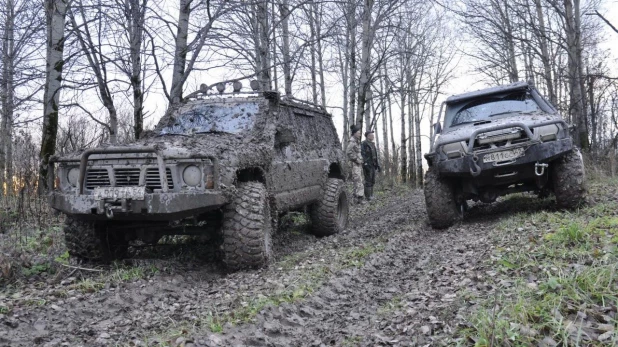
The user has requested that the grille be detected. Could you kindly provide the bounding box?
[145,168,174,190]
[114,168,141,186]
[85,169,111,189]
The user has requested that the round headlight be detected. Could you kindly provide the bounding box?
[182,165,202,187]
[67,168,79,187]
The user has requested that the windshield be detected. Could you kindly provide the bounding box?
[449,92,540,127]
[160,102,259,135]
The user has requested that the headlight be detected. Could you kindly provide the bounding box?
[534,124,560,142]
[442,141,466,158]
[67,168,79,187]
[182,165,202,187]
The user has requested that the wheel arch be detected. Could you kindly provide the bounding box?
[235,167,267,185]
[328,162,345,180]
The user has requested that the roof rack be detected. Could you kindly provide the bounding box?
[280,95,327,112]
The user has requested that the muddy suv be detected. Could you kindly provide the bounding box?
[48,83,350,269]
[424,81,585,229]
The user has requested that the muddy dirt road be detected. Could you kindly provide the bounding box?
[1,188,523,347]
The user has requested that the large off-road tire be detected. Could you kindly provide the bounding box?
[552,148,586,209]
[64,218,128,262]
[424,168,461,229]
[310,178,349,237]
[222,182,273,270]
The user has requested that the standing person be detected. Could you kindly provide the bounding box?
[361,130,380,201]
[346,124,365,204]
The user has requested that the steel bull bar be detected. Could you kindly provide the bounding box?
[48,146,221,218]
[436,119,571,176]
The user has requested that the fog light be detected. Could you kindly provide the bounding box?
[183,165,202,187]
[67,168,79,187]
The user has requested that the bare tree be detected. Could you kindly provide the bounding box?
[39,0,71,194]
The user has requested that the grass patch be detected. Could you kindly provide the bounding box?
[377,296,404,316]
[458,178,618,346]
[71,278,105,294]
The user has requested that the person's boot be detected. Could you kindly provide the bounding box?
[364,187,372,201]
[370,186,375,200]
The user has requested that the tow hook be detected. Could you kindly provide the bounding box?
[105,204,114,219]
[470,155,482,177]
[535,162,548,176]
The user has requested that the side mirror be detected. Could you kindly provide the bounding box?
[275,128,295,147]
[433,122,442,135]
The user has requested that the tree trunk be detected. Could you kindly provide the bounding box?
[339,23,350,150]
[407,91,415,186]
[314,2,326,107]
[0,0,14,194]
[129,0,146,140]
[279,0,292,96]
[414,99,423,188]
[257,0,271,91]
[400,79,407,184]
[169,0,190,104]
[347,0,357,128]
[380,71,389,178]
[356,0,373,132]
[534,0,556,105]
[39,0,70,194]
[564,0,588,149]
[307,5,317,104]
[2,0,14,194]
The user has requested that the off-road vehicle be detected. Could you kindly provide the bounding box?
[424,81,586,229]
[48,81,350,269]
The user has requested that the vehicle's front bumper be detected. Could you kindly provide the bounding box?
[49,191,228,221]
[433,138,573,176]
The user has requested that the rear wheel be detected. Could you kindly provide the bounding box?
[552,148,586,209]
[64,218,128,262]
[221,182,273,270]
[310,178,349,237]
[424,168,461,229]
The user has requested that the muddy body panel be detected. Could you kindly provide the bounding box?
[49,91,347,236]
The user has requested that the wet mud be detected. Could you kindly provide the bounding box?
[1,189,535,347]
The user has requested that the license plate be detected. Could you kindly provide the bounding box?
[94,187,146,201]
[483,148,525,163]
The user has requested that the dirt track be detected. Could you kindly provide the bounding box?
[0,188,520,347]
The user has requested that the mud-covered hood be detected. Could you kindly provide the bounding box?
[56,133,260,162]
[438,111,563,145]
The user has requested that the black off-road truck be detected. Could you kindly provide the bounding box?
[48,83,349,269]
[424,81,586,229]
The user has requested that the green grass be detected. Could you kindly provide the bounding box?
[458,178,618,346]
[71,278,105,294]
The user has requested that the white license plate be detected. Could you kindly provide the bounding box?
[483,148,525,163]
[94,187,146,201]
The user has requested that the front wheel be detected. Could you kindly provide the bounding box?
[64,218,128,262]
[424,168,461,229]
[221,182,273,270]
[552,148,586,209]
[310,178,349,237]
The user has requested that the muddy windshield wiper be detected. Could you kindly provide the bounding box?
[156,132,191,137]
[489,111,518,117]
[452,120,482,126]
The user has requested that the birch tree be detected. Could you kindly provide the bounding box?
[39,0,70,194]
